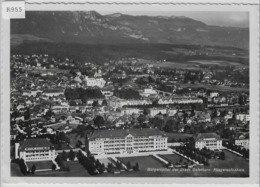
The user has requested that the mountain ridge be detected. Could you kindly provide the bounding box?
[11,11,249,49]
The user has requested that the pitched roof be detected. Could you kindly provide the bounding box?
[89,128,166,140]
[193,133,221,141]
[19,138,54,151]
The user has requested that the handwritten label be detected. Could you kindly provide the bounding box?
[2,1,25,19]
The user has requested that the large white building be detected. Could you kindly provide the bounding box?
[236,113,250,122]
[15,138,56,162]
[194,133,222,150]
[87,128,168,155]
[158,97,203,105]
[83,76,106,88]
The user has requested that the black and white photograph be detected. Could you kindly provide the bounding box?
[1,0,259,185]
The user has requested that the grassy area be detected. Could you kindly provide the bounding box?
[97,151,249,177]
[98,158,112,167]
[176,82,249,92]
[120,156,164,171]
[164,133,193,142]
[34,161,90,177]
[26,161,53,171]
[162,154,190,164]
[11,163,23,176]
[205,150,249,177]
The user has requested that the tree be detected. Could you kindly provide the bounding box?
[19,158,28,175]
[92,100,99,107]
[219,151,225,160]
[52,164,56,170]
[66,166,70,172]
[68,150,76,161]
[93,116,104,129]
[31,164,36,174]
[102,99,108,106]
[61,150,68,161]
[127,161,132,169]
[24,108,30,120]
[134,162,139,171]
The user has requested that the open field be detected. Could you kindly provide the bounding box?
[162,154,190,164]
[98,158,112,167]
[11,163,24,176]
[33,161,90,177]
[120,156,164,170]
[188,60,248,67]
[205,150,249,177]
[136,58,248,71]
[11,150,249,177]
[97,150,249,177]
[26,161,53,171]
[176,82,249,92]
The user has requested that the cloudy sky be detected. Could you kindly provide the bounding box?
[100,11,249,28]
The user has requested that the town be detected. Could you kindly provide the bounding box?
[10,53,249,177]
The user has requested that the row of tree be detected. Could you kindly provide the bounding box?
[64,88,104,101]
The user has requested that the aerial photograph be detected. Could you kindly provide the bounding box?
[10,11,249,177]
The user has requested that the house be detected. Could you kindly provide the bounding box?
[15,138,56,161]
[121,108,142,116]
[234,134,249,147]
[83,76,106,88]
[236,113,250,122]
[194,133,222,150]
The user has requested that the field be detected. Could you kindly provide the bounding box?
[205,150,249,177]
[176,82,249,92]
[34,161,90,177]
[136,59,248,71]
[162,154,190,164]
[26,161,53,171]
[98,158,113,167]
[119,156,164,171]
[11,163,24,176]
[97,151,249,177]
[188,60,248,67]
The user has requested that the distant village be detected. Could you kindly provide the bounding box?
[10,54,249,176]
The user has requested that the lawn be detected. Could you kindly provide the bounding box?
[162,154,190,164]
[97,151,249,177]
[34,161,90,177]
[204,150,249,177]
[176,82,249,92]
[11,163,23,176]
[119,156,164,171]
[26,161,53,171]
[98,158,112,167]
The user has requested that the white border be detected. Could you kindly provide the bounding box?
[1,0,259,186]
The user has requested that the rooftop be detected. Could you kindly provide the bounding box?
[19,138,54,151]
[193,133,221,141]
[89,128,167,140]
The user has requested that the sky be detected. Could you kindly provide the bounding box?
[99,11,249,28]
